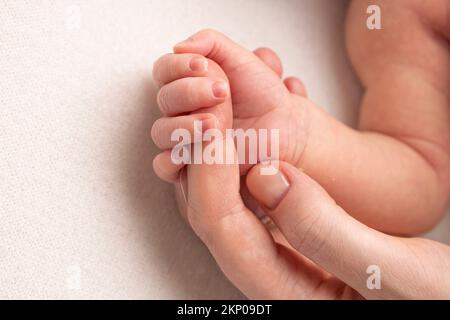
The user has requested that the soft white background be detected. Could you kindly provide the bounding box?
[1,0,449,299]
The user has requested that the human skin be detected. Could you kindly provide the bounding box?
[152,0,450,235]
[232,161,450,299]
[152,78,450,299]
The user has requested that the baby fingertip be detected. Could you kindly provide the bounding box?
[173,37,195,52]
[190,57,208,72]
[212,81,229,98]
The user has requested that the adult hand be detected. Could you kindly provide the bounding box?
[178,160,450,299]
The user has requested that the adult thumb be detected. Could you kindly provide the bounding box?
[246,161,405,298]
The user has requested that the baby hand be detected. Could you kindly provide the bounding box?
[173,29,311,173]
[151,53,232,182]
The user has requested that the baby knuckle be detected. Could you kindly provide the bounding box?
[163,54,178,79]
[152,69,162,86]
[151,65,159,83]
[150,121,163,147]
[153,54,173,83]
[184,80,198,105]
[160,53,173,61]
[156,88,171,114]
[152,55,165,80]
[197,28,220,39]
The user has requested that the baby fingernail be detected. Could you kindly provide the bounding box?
[190,57,208,72]
[212,81,229,98]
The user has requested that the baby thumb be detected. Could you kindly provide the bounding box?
[174,29,269,78]
[174,29,290,116]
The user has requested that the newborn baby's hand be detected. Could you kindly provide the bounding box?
[151,53,232,182]
[152,52,244,242]
[173,29,311,174]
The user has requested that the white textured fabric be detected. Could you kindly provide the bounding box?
[0,0,448,299]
